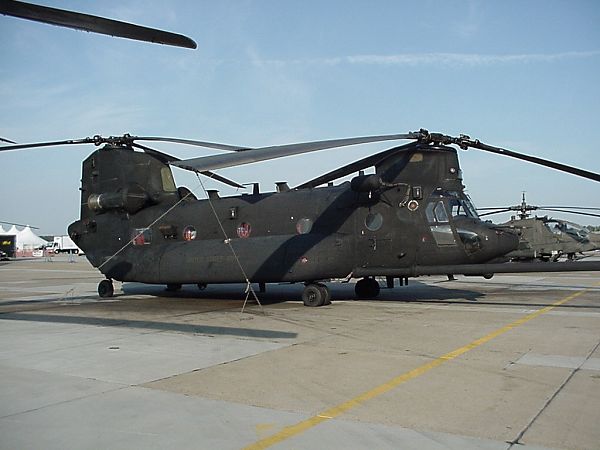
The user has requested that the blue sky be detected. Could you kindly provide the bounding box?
[1,0,599,234]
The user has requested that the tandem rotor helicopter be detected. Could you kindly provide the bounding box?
[2,131,600,306]
[2,1,600,306]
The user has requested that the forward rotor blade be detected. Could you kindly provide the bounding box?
[458,137,600,182]
[538,208,600,219]
[173,133,421,172]
[295,142,417,189]
[0,137,16,144]
[0,0,197,49]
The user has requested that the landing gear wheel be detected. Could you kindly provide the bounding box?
[355,277,380,299]
[302,284,326,307]
[315,283,331,305]
[197,283,207,291]
[166,283,182,292]
[98,279,114,298]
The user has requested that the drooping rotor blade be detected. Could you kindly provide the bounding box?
[0,0,197,49]
[199,171,244,189]
[453,136,600,182]
[131,143,244,188]
[295,142,417,189]
[173,133,422,173]
[0,137,16,144]
[537,208,600,219]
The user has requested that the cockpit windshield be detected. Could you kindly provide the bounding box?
[429,190,479,220]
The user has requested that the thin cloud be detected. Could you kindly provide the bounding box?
[251,51,600,68]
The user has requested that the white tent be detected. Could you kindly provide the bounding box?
[0,224,6,234]
[16,226,48,250]
[7,225,18,235]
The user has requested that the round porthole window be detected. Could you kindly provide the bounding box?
[365,212,383,231]
[183,226,197,241]
[296,218,313,234]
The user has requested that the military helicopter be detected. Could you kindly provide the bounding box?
[0,0,197,49]
[2,130,600,306]
[478,194,600,261]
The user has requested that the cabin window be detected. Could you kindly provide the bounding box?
[132,228,152,245]
[365,212,383,232]
[160,167,177,192]
[296,218,313,234]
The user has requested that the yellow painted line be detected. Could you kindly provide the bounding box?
[244,287,595,450]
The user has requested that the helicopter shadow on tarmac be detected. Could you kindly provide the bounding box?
[120,280,485,305]
[121,278,600,310]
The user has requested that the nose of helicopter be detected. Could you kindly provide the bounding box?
[475,225,519,261]
[456,219,519,261]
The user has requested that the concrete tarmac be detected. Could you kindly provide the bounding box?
[0,255,599,449]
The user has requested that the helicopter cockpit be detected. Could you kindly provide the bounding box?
[425,190,482,251]
[547,220,589,243]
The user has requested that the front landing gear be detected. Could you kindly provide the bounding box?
[302,283,331,307]
[98,279,114,298]
[355,277,380,299]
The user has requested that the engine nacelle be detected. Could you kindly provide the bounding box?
[350,174,382,192]
[88,184,151,214]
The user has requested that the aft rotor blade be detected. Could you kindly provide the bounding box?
[459,138,600,182]
[0,0,197,49]
[173,133,421,172]
[538,208,600,219]
[0,137,95,152]
[0,220,38,229]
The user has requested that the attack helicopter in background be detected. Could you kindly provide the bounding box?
[2,130,600,306]
[478,194,600,261]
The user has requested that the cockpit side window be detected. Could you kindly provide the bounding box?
[426,200,449,223]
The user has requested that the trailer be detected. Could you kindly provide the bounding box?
[0,235,16,258]
[51,235,82,254]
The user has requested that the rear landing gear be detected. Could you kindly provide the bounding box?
[98,279,114,298]
[302,283,331,307]
[355,277,380,299]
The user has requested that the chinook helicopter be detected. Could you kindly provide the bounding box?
[478,194,600,261]
[2,130,600,306]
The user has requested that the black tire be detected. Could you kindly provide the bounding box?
[355,278,380,299]
[302,284,325,307]
[98,279,114,298]
[316,283,331,305]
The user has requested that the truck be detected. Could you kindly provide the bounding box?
[51,235,82,254]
